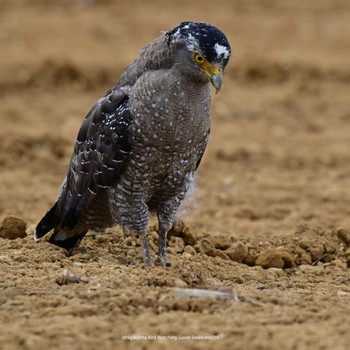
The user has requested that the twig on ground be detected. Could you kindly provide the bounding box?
[55,269,90,285]
[173,287,263,306]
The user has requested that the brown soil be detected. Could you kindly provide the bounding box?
[1,1,350,349]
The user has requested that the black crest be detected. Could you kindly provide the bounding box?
[166,21,231,66]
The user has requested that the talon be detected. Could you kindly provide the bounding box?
[143,257,152,266]
[156,254,171,267]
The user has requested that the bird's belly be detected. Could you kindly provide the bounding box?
[108,105,210,222]
[120,146,197,196]
[108,133,206,209]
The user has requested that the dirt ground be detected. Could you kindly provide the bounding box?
[1,0,350,349]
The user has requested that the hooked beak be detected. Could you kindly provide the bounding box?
[210,71,223,94]
[203,64,223,93]
[197,57,224,93]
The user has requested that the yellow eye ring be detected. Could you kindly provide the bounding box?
[194,53,205,63]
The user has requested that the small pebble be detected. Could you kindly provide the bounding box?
[255,247,295,269]
[225,241,248,263]
[0,216,27,240]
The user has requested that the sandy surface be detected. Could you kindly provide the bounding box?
[1,1,350,349]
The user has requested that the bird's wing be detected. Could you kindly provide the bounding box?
[36,34,173,238]
[36,89,133,237]
[58,89,133,229]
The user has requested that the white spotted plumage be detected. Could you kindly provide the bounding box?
[35,21,231,267]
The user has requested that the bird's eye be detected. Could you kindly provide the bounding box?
[194,53,205,63]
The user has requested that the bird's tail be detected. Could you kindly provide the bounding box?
[34,201,87,250]
[48,229,87,250]
[34,201,58,240]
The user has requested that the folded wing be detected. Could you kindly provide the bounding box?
[35,90,133,239]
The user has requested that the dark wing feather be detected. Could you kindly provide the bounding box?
[36,90,133,238]
[58,91,132,229]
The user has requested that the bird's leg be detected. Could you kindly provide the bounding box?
[157,226,170,267]
[122,226,152,265]
[117,200,151,265]
[141,230,152,266]
[156,209,175,267]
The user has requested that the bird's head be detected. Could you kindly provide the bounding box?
[166,22,231,93]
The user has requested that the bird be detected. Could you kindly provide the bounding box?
[34,21,231,266]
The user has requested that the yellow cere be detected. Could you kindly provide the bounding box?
[193,52,222,77]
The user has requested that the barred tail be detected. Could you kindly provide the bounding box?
[34,201,87,250]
